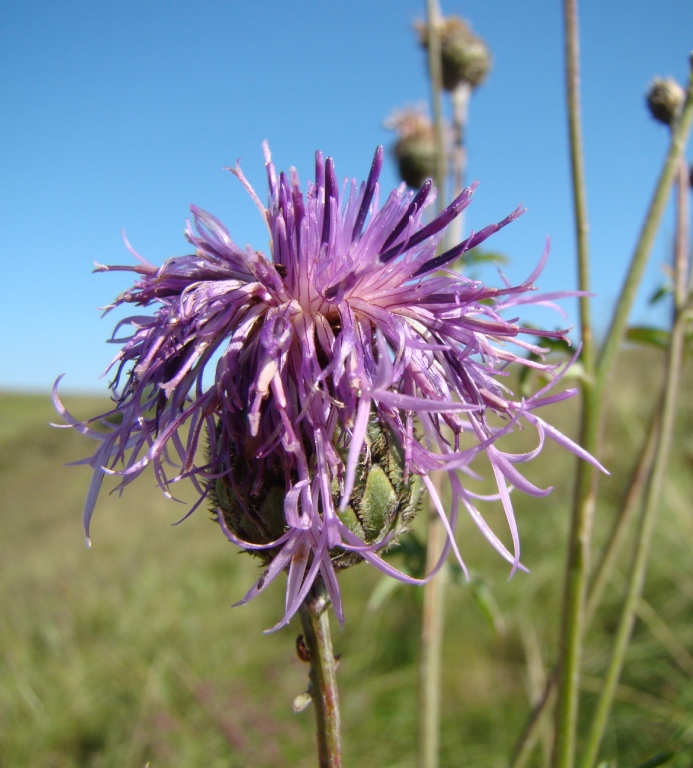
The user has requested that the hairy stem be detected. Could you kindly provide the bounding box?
[299,579,342,768]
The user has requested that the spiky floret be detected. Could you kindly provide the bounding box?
[54,144,604,630]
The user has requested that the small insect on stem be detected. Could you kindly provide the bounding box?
[296,634,311,662]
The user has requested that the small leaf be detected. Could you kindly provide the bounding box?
[519,335,584,396]
[631,751,677,768]
[386,533,427,579]
[626,326,670,350]
[465,249,510,265]
[468,575,506,638]
[649,284,671,305]
[451,249,510,273]
[367,575,403,612]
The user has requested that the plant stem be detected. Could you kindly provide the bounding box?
[420,510,448,768]
[552,46,693,768]
[299,579,341,768]
[579,299,689,768]
[563,0,595,380]
[420,4,448,768]
[449,82,471,247]
[427,0,447,219]
[552,2,596,764]
[580,141,692,768]
[594,61,693,399]
[511,399,662,768]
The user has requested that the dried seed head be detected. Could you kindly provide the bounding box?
[416,16,491,91]
[646,76,685,126]
[386,107,438,188]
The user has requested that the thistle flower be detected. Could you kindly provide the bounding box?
[54,145,603,630]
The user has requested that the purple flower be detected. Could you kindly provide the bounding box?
[55,145,603,630]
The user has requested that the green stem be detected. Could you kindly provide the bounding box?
[420,512,448,768]
[552,45,693,768]
[584,405,662,625]
[552,5,595,765]
[580,315,689,768]
[449,82,471,247]
[426,0,447,219]
[580,121,692,768]
[564,0,595,379]
[299,579,341,768]
[594,61,693,400]
[552,390,599,768]
[420,5,448,768]
[510,400,662,768]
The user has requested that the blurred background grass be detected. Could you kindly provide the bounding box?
[1,347,692,768]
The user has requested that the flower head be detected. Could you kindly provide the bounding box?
[646,76,685,126]
[415,16,492,91]
[385,105,439,188]
[55,145,603,630]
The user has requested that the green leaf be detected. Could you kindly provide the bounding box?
[447,566,506,638]
[518,334,584,396]
[631,751,677,768]
[464,249,510,265]
[468,575,506,638]
[450,248,510,273]
[626,326,670,350]
[366,575,403,612]
[386,533,427,579]
[649,284,671,305]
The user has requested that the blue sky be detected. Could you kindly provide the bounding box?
[2,0,692,393]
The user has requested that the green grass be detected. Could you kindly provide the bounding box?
[1,350,692,767]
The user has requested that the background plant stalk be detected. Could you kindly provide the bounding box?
[552,24,693,768]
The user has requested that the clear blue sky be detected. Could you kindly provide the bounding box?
[2,0,691,393]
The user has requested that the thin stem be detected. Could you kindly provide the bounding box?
[511,402,662,768]
[420,4,448,768]
[594,61,693,399]
[584,406,662,625]
[551,388,599,768]
[551,3,595,764]
[420,510,448,768]
[564,0,595,380]
[579,313,688,768]
[427,0,447,219]
[674,158,689,309]
[299,579,341,768]
[552,48,693,768]
[580,116,692,768]
[449,82,471,247]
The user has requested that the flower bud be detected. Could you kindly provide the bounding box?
[386,107,438,188]
[211,418,422,570]
[210,435,288,563]
[333,419,422,569]
[416,16,491,91]
[646,77,684,126]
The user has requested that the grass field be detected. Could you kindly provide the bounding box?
[1,349,692,767]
